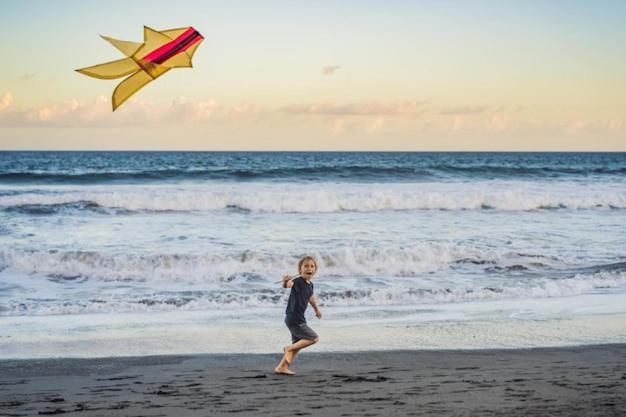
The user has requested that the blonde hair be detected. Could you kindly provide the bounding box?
[298,255,318,274]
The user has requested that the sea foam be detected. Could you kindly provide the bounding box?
[1,181,625,213]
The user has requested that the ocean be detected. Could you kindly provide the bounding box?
[1,151,625,358]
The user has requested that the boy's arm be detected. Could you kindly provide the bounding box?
[282,275,294,289]
[309,295,322,319]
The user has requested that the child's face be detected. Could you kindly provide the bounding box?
[300,260,317,279]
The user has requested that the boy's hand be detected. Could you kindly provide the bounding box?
[315,308,322,319]
[282,275,294,288]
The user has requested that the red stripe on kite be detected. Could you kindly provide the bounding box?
[142,27,203,64]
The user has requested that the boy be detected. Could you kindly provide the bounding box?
[274,256,322,375]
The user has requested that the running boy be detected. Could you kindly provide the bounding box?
[275,255,322,375]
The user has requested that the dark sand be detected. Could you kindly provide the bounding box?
[1,344,625,416]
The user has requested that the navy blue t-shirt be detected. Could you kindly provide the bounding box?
[285,276,314,324]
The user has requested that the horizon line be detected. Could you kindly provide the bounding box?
[1,149,625,153]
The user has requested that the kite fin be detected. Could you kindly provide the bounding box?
[100,35,143,57]
[111,70,153,111]
[185,39,203,59]
[138,26,173,55]
[76,58,140,79]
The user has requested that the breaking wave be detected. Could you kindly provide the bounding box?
[0,246,571,284]
[1,184,625,213]
[2,269,625,316]
[1,245,624,316]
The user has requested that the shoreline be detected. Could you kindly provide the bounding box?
[3,305,626,359]
[2,341,626,364]
[1,343,625,416]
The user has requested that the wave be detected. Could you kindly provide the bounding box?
[1,164,625,184]
[3,269,625,316]
[577,261,626,274]
[317,270,626,306]
[0,246,598,285]
[434,165,626,177]
[2,245,624,316]
[0,167,430,184]
[1,185,625,213]
[3,200,131,216]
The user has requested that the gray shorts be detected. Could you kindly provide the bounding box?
[285,318,318,343]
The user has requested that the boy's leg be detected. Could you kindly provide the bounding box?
[276,337,319,374]
[286,336,319,362]
[276,333,298,374]
[275,355,294,375]
[283,345,295,365]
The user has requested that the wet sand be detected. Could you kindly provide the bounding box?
[1,344,625,416]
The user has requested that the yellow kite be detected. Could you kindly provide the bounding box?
[77,26,204,111]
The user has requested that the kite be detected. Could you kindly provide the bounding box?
[76,26,204,111]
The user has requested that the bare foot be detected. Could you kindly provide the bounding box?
[283,346,294,365]
[274,366,295,375]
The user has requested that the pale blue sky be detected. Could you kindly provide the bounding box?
[1,1,625,150]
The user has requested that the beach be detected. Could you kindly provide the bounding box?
[2,0,626,411]
[1,344,625,416]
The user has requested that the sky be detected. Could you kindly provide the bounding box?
[0,0,625,151]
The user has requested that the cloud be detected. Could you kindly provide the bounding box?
[366,116,385,134]
[228,102,263,120]
[327,116,388,136]
[432,109,626,137]
[439,105,526,116]
[433,105,531,133]
[0,94,226,127]
[279,101,549,136]
[21,72,37,80]
[450,116,464,132]
[281,101,427,117]
[0,95,156,127]
[331,118,346,135]
[168,97,220,123]
[484,114,519,132]
[439,105,489,116]
[0,94,274,128]
[565,118,626,135]
[0,93,13,112]
[321,65,341,76]
[604,118,626,132]
[440,113,525,134]
[3,93,622,142]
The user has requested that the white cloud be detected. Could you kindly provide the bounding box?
[439,105,488,116]
[0,95,159,127]
[484,115,519,132]
[281,101,427,117]
[0,93,13,112]
[20,72,37,80]
[565,118,626,135]
[168,97,220,123]
[3,93,623,142]
[228,102,263,120]
[0,94,231,127]
[603,118,625,132]
[450,116,464,132]
[366,116,385,134]
[321,65,341,76]
[331,118,345,135]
